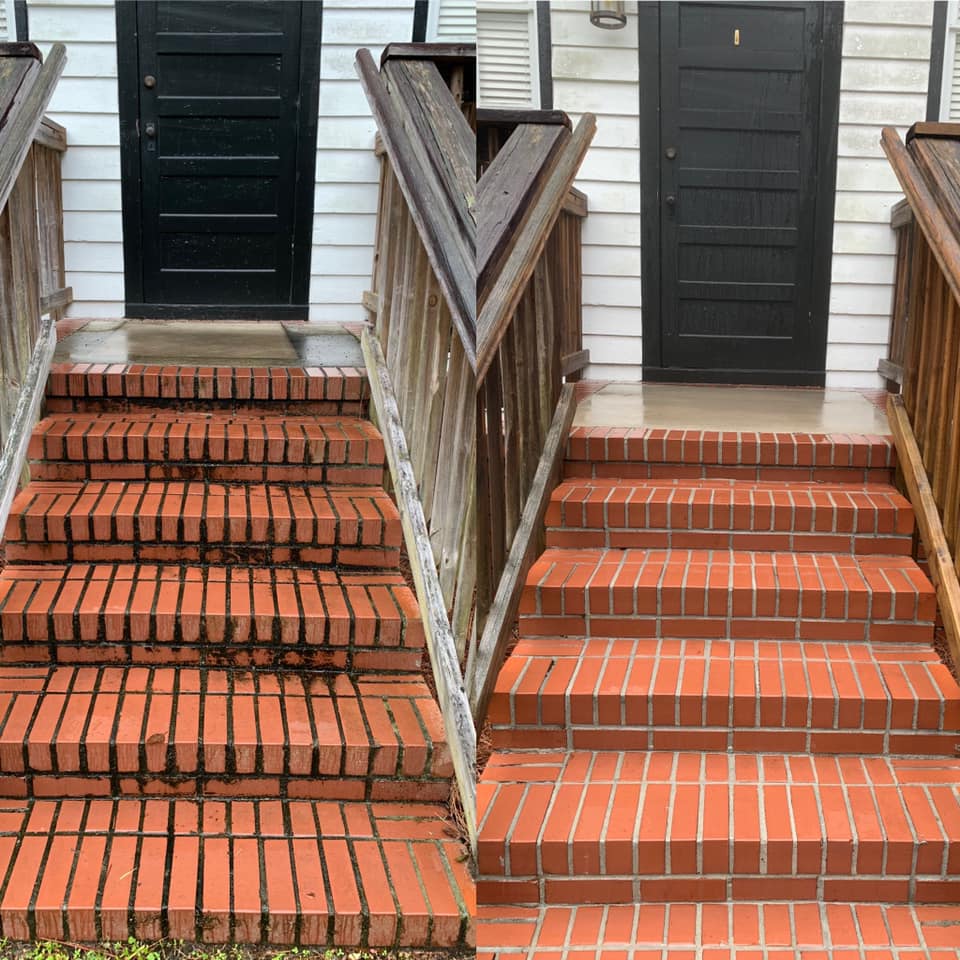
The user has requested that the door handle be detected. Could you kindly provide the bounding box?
[665,194,676,207]
[144,122,157,138]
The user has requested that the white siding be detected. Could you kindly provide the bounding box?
[828,0,932,388]
[543,0,932,387]
[550,0,641,381]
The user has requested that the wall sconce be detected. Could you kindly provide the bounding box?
[590,0,626,29]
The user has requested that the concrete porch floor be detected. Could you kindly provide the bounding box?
[574,382,891,435]
[53,318,365,367]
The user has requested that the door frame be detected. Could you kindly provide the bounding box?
[116,1,323,320]
[638,1,843,385]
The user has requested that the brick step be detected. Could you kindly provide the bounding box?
[546,479,913,554]
[477,749,960,906]
[521,548,935,644]
[477,902,960,956]
[44,363,367,416]
[565,427,894,484]
[0,564,423,672]
[490,638,960,755]
[0,666,451,800]
[29,412,385,485]
[0,796,473,947]
[4,481,400,567]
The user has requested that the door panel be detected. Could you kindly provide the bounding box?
[118,1,321,318]
[651,1,837,383]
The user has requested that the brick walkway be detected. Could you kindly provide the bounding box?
[477,425,960,957]
[0,361,474,947]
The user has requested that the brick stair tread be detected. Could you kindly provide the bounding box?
[546,478,913,553]
[29,411,385,484]
[0,796,474,947]
[490,637,960,756]
[566,426,895,470]
[477,749,960,904]
[521,547,935,643]
[0,666,451,798]
[4,480,400,567]
[0,564,423,671]
[477,902,960,955]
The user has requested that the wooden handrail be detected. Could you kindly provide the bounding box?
[356,47,476,369]
[0,42,69,547]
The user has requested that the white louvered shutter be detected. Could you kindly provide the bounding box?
[942,1,960,119]
[0,1,8,41]
[427,0,477,42]
[477,1,540,109]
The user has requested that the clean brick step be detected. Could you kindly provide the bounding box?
[490,637,960,756]
[565,426,895,484]
[477,902,960,956]
[0,564,423,672]
[521,547,935,644]
[546,478,913,555]
[0,796,473,947]
[0,666,451,800]
[30,412,385,485]
[44,362,368,415]
[4,480,401,567]
[477,749,960,906]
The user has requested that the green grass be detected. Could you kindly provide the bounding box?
[0,939,469,960]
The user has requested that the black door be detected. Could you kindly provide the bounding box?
[118,1,322,319]
[640,1,841,384]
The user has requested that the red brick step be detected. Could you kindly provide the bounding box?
[490,637,960,756]
[5,481,401,567]
[546,478,913,554]
[477,749,960,906]
[477,902,960,956]
[30,412,385,485]
[0,796,474,946]
[521,547,935,644]
[0,564,423,672]
[0,666,451,800]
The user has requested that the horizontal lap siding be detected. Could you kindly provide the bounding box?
[28,0,417,321]
[828,0,933,388]
[30,0,125,317]
[550,1,642,381]
[548,0,933,388]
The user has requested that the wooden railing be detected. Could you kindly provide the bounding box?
[355,44,478,847]
[0,42,69,543]
[467,110,595,723]
[881,121,960,672]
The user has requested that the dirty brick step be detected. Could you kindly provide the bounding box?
[30,412,385,485]
[44,362,368,416]
[4,481,401,567]
[546,478,913,555]
[0,564,423,671]
[565,426,895,484]
[521,547,935,643]
[490,637,960,756]
[0,666,451,800]
[477,902,960,956]
[477,750,960,906]
[0,797,473,947]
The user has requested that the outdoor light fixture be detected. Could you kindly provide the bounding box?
[590,0,627,29]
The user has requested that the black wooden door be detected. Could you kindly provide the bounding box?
[641,1,841,384]
[118,1,321,319]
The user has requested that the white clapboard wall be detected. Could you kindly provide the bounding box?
[543,0,934,389]
[25,0,444,322]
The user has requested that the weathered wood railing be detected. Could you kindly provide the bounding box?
[356,44,478,846]
[467,110,595,724]
[881,121,960,672]
[0,42,69,544]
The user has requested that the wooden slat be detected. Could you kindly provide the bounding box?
[890,197,914,230]
[887,394,960,672]
[877,358,902,384]
[33,116,65,152]
[355,49,476,369]
[477,113,596,380]
[562,349,590,377]
[361,289,378,314]
[468,383,577,723]
[361,329,477,850]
